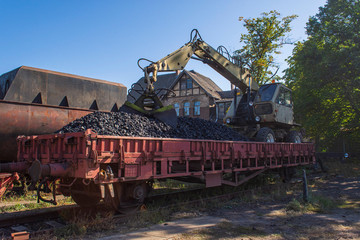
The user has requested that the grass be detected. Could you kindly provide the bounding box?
[307,194,338,212]
[151,179,204,194]
[0,197,74,213]
[1,179,75,212]
[144,179,293,224]
[53,205,187,239]
[286,192,338,213]
[1,190,37,202]
[0,189,74,213]
[54,210,116,239]
[286,198,302,212]
[338,200,360,210]
[322,157,360,177]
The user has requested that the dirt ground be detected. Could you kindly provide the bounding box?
[98,175,360,240]
[198,176,360,240]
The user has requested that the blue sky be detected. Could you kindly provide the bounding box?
[0,0,327,91]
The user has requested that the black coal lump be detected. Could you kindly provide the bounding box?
[56,107,248,141]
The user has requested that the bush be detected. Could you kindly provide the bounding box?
[286,198,302,212]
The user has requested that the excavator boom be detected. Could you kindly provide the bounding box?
[147,31,257,93]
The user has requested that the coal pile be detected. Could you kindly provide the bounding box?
[57,109,248,141]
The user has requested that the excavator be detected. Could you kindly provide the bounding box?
[125,29,302,143]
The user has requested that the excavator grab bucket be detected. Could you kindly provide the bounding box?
[152,106,178,128]
[123,101,178,128]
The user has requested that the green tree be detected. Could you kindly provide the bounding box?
[285,0,360,151]
[235,10,297,85]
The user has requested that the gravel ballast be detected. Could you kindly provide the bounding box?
[57,108,247,141]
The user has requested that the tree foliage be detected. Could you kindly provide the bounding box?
[235,10,297,85]
[285,0,360,151]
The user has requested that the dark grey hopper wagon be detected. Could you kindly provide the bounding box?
[0,66,127,163]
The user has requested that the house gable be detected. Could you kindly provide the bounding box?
[128,69,229,121]
[165,70,222,99]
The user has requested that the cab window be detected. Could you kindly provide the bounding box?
[256,84,277,102]
[276,87,292,107]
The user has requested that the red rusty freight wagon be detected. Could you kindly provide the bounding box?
[6,129,315,211]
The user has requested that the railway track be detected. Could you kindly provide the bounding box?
[0,172,325,239]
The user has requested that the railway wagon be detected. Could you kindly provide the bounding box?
[0,66,126,164]
[5,129,315,211]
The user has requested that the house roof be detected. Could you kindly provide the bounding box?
[127,69,227,102]
[217,90,235,99]
[184,70,222,99]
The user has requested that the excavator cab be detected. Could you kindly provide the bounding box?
[224,83,296,141]
[255,83,294,126]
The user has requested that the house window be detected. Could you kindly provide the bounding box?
[186,79,193,89]
[194,101,200,116]
[174,103,179,116]
[180,79,187,90]
[184,102,190,116]
[180,77,193,96]
[180,79,187,96]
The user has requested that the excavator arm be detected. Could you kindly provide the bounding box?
[126,29,257,127]
[193,40,258,92]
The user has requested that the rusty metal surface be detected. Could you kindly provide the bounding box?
[15,130,316,188]
[0,162,29,173]
[0,66,126,110]
[0,100,96,163]
[0,172,19,197]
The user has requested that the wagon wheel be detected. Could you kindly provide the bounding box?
[111,181,151,214]
[71,181,101,207]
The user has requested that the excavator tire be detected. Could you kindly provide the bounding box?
[255,127,275,142]
[286,131,302,143]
